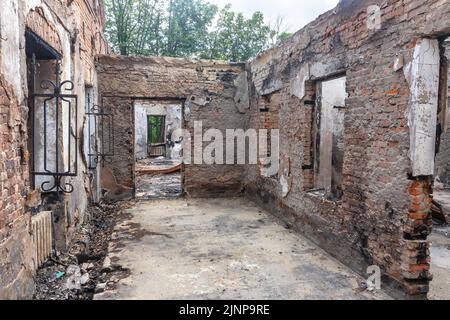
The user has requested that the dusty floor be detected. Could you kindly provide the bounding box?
[135,158,183,199]
[95,198,391,300]
[429,225,450,300]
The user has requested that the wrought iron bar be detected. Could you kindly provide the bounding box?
[31,59,78,194]
[86,94,114,169]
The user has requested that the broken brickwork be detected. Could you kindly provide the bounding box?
[0,73,35,299]
[2,0,450,300]
[0,0,107,299]
[95,56,249,199]
[245,0,450,298]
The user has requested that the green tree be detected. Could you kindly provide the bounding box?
[105,0,217,57]
[104,0,286,61]
[105,0,165,55]
[132,0,166,55]
[164,0,218,57]
[203,5,271,61]
[277,32,293,43]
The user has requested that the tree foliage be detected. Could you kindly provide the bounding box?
[164,0,218,57]
[106,0,162,55]
[201,5,271,61]
[104,0,287,61]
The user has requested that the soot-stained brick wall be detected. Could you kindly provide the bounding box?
[96,55,248,198]
[245,0,450,298]
[435,41,450,189]
[0,73,35,299]
[0,0,107,299]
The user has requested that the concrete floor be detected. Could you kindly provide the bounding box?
[95,198,391,300]
[429,225,450,300]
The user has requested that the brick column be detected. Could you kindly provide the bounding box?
[401,179,433,297]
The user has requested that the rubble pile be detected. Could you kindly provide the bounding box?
[33,201,133,300]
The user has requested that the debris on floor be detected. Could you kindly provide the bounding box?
[432,190,450,224]
[136,158,181,173]
[136,173,182,199]
[136,158,183,199]
[33,201,133,300]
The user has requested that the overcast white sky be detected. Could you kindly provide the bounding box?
[207,0,340,32]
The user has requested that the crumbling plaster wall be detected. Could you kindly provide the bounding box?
[96,55,249,199]
[0,0,107,299]
[245,0,450,298]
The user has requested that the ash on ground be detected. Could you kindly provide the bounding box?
[33,201,133,300]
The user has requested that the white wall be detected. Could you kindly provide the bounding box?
[134,101,182,160]
[405,38,440,177]
[0,0,22,100]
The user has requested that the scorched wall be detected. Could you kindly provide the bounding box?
[245,0,450,298]
[0,0,107,299]
[95,55,249,199]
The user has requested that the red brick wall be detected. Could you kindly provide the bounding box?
[0,73,35,299]
[0,76,29,242]
[72,0,109,84]
[0,0,107,299]
[96,56,248,198]
[246,0,450,298]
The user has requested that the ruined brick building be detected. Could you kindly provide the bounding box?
[1,0,450,299]
[0,0,108,298]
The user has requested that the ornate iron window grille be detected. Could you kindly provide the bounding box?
[30,55,78,194]
[86,94,114,170]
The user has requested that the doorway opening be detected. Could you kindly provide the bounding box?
[307,75,347,201]
[134,100,184,199]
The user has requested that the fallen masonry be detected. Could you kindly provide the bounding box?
[1,0,450,300]
[33,201,132,300]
